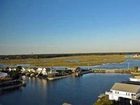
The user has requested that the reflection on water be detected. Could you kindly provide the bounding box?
[0,74,130,105]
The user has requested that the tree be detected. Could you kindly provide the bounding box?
[9,66,22,80]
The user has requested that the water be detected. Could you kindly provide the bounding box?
[1,59,140,70]
[80,59,140,70]
[1,59,140,105]
[0,73,130,105]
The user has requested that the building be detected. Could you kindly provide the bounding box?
[41,68,47,75]
[27,68,36,73]
[36,67,43,74]
[0,72,8,78]
[138,67,140,71]
[75,66,91,72]
[133,54,140,58]
[106,83,140,105]
[21,67,26,73]
[46,67,72,76]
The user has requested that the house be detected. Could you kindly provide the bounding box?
[46,66,72,76]
[0,72,8,78]
[27,68,36,73]
[5,67,12,71]
[41,68,47,75]
[138,67,140,71]
[106,83,140,105]
[133,54,140,58]
[36,67,43,74]
[21,67,26,73]
[35,67,52,76]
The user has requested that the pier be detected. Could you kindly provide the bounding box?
[0,79,26,91]
[47,75,71,80]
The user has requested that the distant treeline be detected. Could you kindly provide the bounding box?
[0,52,139,60]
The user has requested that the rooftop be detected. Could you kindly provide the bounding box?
[111,83,140,93]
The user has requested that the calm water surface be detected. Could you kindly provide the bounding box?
[79,59,140,70]
[0,73,130,105]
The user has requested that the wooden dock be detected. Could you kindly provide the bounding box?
[47,75,71,81]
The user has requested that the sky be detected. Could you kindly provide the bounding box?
[0,0,140,55]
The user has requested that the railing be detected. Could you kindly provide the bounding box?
[105,91,112,95]
[105,91,138,101]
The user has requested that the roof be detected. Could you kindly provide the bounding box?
[0,72,8,78]
[111,83,140,93]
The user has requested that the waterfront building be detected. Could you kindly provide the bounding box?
[46,67,72,76]
[138,67,140,71]
[5,67,16,71]
[5,67,12,71]
[106,83,140,105]
[36,67,43,74]
[21,67,26,73]
[133,54,140,58]
[41,68,47,75]
[27,68,36,73]
[0,72,8,78]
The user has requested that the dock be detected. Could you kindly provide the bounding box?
[47,75,71,80]
[0,80,26,91]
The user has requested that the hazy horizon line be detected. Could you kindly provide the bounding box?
[0,51,140,56]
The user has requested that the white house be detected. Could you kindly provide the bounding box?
[0,72,8,78]
[27,68,36,73]
[41,68,47,75]
[138,67,140,71]
[106,83,140,102]
[46,66,72,76]
[7,67,12,71]
[21,67,26,73]
[133,54,140,58]
[36,68,43,74]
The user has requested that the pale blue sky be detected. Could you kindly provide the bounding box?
[0,0,140,55]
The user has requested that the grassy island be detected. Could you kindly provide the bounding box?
[0,54,125,67]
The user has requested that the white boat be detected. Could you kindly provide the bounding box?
[129,77,140,82]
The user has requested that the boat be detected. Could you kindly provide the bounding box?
[130,76,140,82]
[130,78,140,82]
